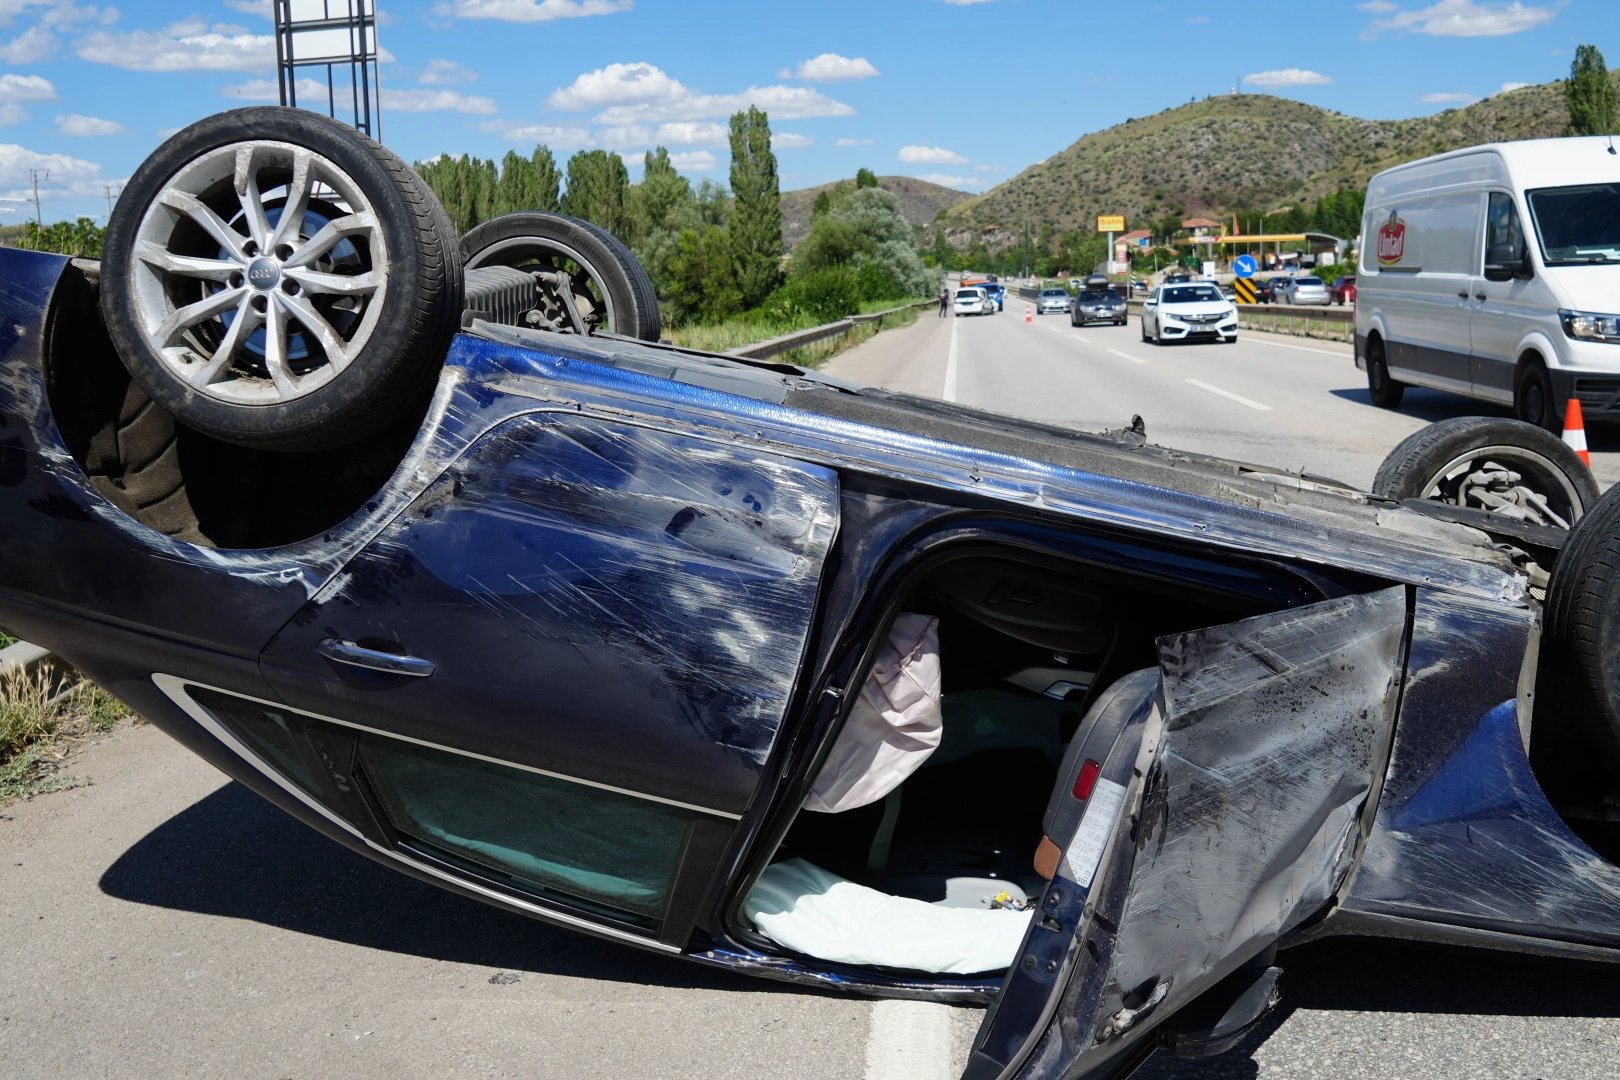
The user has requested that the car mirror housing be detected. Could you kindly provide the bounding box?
[1485,242,1533,282]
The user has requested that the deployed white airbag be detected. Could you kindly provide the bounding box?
[804,613,942,813]
[743,859,1033,974]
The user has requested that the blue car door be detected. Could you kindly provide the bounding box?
[166,410,838,948]
[966,587,1408,1080]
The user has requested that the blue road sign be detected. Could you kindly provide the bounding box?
[1233,254,1258,278]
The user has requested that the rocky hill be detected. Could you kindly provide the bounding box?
[781,174,971,247]
[942,75,1592,246]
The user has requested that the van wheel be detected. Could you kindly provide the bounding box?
[101,107,462,452]
[1366,338,1404,408]
[1515,360,1561,433]
[1372,416,1598,529]
[1545,482,1620,770]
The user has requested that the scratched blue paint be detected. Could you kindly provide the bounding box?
[1392,699,1526,829]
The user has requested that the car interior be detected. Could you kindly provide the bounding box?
[738,548,1304,977]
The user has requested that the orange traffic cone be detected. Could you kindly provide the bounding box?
[1024,304,1033,323]
[1564,396,1591,468]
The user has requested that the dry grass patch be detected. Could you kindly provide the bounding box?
[0,667,135,805]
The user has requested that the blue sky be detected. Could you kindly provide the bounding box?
[0,0,1614,224]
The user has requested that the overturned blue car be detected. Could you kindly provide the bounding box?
[6,108,1620,1080]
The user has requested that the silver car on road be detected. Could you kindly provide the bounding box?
[1273,275,1331,305]
[1037,287,1072,315]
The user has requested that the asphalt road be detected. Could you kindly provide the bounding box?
[823,300,1620,493]
[4,312,1620,1080]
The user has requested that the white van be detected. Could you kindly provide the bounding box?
[1355,137,1620,430]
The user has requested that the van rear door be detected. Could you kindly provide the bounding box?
[963,587,1407,1080]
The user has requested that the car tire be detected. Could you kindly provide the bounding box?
[1366,337,1405,408]
[1372,416,1598,530]
[1515,359,1561,433]
[101,106,463,453]
[461,211,660,341]
[1543,480,1620,770]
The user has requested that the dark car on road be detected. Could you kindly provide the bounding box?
[1070,288,1127,326]
[6,108,1620,1080]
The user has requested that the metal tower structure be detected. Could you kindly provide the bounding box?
[273,0,383,140]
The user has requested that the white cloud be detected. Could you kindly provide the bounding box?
[419,58,478,84]
[435,0,631,23]
[77,20,275,72]
[0,74,55,102]
[668,150,714,171]
[222,0,272,16]
[650,120,728,146]
[0,142,108,204]
[0,24,55,63]
[477,118,595,147]
[782,53,879,82]
[899,144,967,164]
[382,88,498,114]
[546,61,854,124]
[835,137,873,146]
[1419,91,1476,102]
[1187,15,1209,22]
[221,77,326,100]
[156,126,182,138]
[1500,80,1532,92]
[1242,68,1333,87]
[774,132,812,148]
[1365,0,1559,38]
[0,102,24,125]
[1358,0,1398,9]
[912,172,982,190]
[942,0,995,5]
[56,112,125,136]
[974,164,1005,172]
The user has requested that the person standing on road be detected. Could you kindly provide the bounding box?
[938,286,949,317]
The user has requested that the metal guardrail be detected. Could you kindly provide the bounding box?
[726,299,935,361]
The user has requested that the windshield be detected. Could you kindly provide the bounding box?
[1162,285,1224,303]
[1041,289,1068,297]
[1295,278,1323,287]
[955,290,983,300]
[1526,184,1620,264]
[1079,290,1121,302]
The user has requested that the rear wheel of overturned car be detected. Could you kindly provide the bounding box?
[1372,416,1598,530]
[1545,483,1620,769]
[1365,337,1404,408]
[100,106,463,453]
[460,211,661,342]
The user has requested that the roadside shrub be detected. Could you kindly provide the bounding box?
[760,265,864,324]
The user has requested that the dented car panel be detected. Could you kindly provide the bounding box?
[981,589,1407,1080]
[1340,588,1620,953]
[6,247,1620,1077]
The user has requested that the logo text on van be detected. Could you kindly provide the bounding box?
[1376,210,1406,266]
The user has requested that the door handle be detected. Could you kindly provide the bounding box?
[1475,292,1487,300]
[317,637,436,677]
[1457,291,1469,299]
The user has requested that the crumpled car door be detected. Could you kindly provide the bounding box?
[967,586,1407,1080]
[196,412,838,947]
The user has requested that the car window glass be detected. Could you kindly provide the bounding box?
[359,733,696,928]
[1487,191,1528,264]
[1526,183,1620,265]
[1162,285,1223,303]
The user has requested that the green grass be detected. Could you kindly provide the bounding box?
[669,298,928,368]
[0,668,133,805]
[0,627,17,649]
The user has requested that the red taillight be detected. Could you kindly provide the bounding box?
[1073,759,1101,800]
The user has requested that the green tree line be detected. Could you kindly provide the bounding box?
[415,108,936,328]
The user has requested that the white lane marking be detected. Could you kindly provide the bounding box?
[1075,334,1092,344]
[1185,378,1273,411]
[943,316,959,402]
[865,999,953,1080]
[1244,336,1352,358]
[1106,348,1147,365]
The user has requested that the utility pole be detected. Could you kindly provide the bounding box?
[103,183,116,221]
[29,169,46,228]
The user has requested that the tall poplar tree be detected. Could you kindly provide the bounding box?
[1567,45,1618,137]
[727,107,783,308]
[561,149,630,238]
